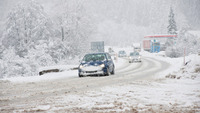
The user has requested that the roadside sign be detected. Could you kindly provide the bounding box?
[91,41,104,52]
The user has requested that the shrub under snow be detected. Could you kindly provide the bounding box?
[166,54,200,80]
[165,30,200,58]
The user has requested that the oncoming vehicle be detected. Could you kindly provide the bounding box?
[129,51,141,63]
[78,53,115,77]
[134,47,141,52]
[118,50,127,57]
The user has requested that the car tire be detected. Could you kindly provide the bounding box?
[111,68,115,75]
[79,74,83,77]
[105,68,110,76]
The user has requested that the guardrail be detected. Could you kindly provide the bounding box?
[39,67,78,75]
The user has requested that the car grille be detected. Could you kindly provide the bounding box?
[86,71,97,73]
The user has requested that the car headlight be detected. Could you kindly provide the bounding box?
[80,65,84,69]
[139,56,141,59]
[129,56,132,59]
[100,64,105,68]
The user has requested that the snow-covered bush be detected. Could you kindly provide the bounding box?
[44,40,67,63]
[0,47,38,78]
[165,29,200,58]
[165,46,182,58]
[165,54,200,80]
[28,42,56,66]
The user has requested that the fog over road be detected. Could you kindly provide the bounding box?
[0,57,170,112]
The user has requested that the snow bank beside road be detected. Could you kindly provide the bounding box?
[2,70,77,83]
[2,65,78,83]
[2,57,126,83]
[141,51,200,79]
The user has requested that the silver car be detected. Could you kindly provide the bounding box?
[118,50,127,57]
[129,52,141,63]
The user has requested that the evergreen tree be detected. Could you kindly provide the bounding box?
[167,7,177,34]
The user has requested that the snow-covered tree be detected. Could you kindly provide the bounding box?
[167,7,177,34]
[165,29,200,58]
[0,0,57,78]
[2,0,54,57]
[48,40,70,63]
[57,0,93,58]
[0,47,39,78]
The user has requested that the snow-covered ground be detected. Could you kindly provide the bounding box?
[1,47,200,112]
[2,65,78,83]
[46,79,199,112]
[46,50,199,112]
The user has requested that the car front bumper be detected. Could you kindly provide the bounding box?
[79,66,106,76]
[129,58,141,62]
[80,70,104,76]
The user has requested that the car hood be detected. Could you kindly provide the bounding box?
[80,61,104,66]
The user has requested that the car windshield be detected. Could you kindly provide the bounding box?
[119,51,125,54]
[82,54,106,62]
[130,52,139,56]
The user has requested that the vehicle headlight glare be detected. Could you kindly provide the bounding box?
[100,64,105,68]
[80,65,84,69]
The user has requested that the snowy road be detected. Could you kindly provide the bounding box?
[1,57,170,112]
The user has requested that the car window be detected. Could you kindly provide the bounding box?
[119,51,126,54]
[130,52,139,56]
[83,54,106,62]
[134,52,139,56]
[130,52,134,56]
